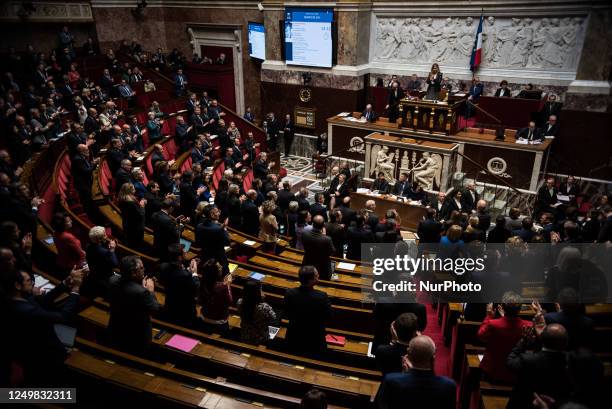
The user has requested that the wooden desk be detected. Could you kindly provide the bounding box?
[350,192,428,231]
[475,96,543,129]
[399,98,465,135]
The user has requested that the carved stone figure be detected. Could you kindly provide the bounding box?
[411,152,442,190]
[371,145,396,181]
[372,15,585,71]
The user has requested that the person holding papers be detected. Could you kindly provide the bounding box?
[516,121,543,142]
[535,177,559,217]
[362,104,377,122]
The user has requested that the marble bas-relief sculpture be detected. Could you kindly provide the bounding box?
[373,16,585,71]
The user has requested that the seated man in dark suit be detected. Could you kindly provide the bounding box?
[108,256,160,356]
[376,335,456,409]
[362,104,377,122]
[284,266,332,356]
[375,313,418,375]
[405,74,421,93]
[391,172,411,197]
[301,216,335,281]
[516,121,543,142]
[506,323,571,409]
[371,172,389,193]
[5,267,84,385]
[540,94,562,124]
[541,114,560,138]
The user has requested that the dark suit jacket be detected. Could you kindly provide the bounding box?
[8,284,79,383]
[461,189,479,212]
[159,261,200,325]
[277,189,296,212]
[537,185,558,210]
[494,87,511,97]
[284,286,332,355]
[253,159,269,180]
[544,311,594,349]
[506,340,572,409]
[376,370,456,409]
[196,219,230,264]
[325,222,346,258]
[375,343,408,375]
[372,178,389,193]
[114,168,132,191]
[151,211,180,260]
[108,276,160,354]
[417,218,442,243]
[71,153,94,193]
[541,122,560,137]
[362,109,377,122]
[118,199,145,245]
[347,226,374,260]
[107,148,126,175]
[309,202,328,222]
[283,120,294,139]
[241,199,260,237]
[387,88,405,107]
[430,198,450,221]
[301,228,335,280]
[373,302,428,348]
[84,242,119,298]
[516,127,543,141]
[476,210,491,232]
[541,101,562,120]
[391,180,411,196]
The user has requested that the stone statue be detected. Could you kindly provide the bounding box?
[411,152,442,190]
[371,145,396,182]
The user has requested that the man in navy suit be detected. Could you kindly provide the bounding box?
[391,173,411,197]
[465,77,484,118]
[362,104,377,122]
[174,69,187,96]
[195,205,230,267]
[376,335,456,409]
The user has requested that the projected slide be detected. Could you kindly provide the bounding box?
[285,8,333,68]
[248,22,266,60]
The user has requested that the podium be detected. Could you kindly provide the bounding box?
[399,97,466,135]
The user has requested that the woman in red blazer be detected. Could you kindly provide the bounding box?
[478,292,533,383]
[52,212,85,274]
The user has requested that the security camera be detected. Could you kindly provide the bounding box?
[257,2,264,12]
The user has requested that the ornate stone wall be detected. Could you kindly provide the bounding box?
[371,16,586,72]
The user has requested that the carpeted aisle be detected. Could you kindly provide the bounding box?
[422,304,452,377]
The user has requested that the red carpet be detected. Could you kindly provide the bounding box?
[422,304,452,377]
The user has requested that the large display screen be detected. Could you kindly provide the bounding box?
[248,22,266,60]
[284,8,333,68]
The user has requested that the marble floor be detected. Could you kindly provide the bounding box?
[279,155,327,200]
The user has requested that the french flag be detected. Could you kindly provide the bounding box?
[470,13,484,71]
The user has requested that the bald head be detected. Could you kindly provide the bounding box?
[365,199,376,211]
[312,215,325,230]
[476,199,487,211]
[406,335,436,370]
[541,323,568,351]
[77,144,89,155]
[247,189,257,200]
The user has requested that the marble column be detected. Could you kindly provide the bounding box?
[566,9,612,112]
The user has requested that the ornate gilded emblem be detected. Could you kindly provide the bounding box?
[299,88,312,102]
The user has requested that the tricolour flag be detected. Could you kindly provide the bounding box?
[470,13,485,72]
